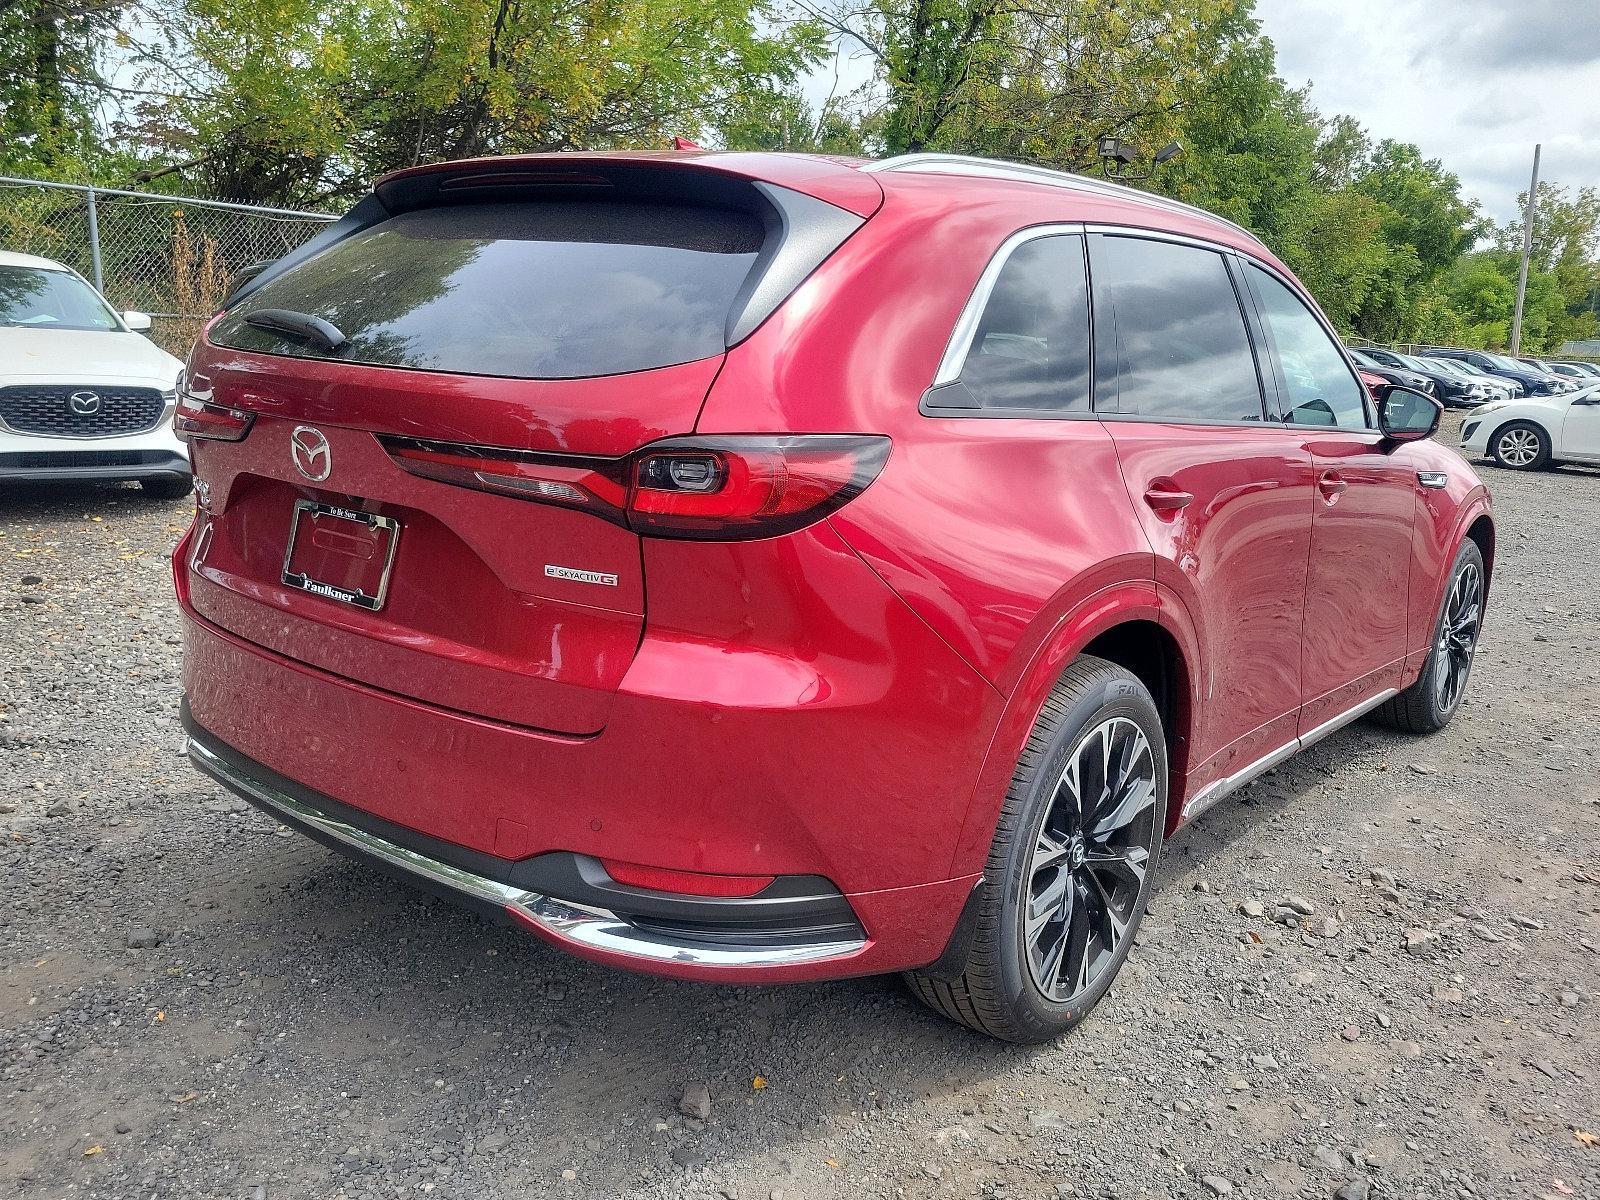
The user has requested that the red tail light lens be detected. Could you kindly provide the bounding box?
[627,436,890,540]
[380,434,889,541]
[599,858,775,898]
[382,438,628,512]
[173,373,254,442]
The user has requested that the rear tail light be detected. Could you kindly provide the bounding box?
[380,434,889,541]
[173,371,254,442]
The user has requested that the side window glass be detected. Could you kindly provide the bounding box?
[1247,265,1369,429]
[1089,235,1264,423]
[954,234,1090,413]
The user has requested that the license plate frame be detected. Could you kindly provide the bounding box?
[281,500,401,612]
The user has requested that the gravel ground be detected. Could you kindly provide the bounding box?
[3,416,1598,1200]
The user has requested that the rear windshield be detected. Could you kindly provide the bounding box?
[211,201,765,379]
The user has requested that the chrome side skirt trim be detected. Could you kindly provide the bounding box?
[185,738,867,969]
[1180,688,1399,824]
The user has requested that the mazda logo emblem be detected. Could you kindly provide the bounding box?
[290,425,331,481]
[68,390,102,416]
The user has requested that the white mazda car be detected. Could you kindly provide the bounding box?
[1459,381,1600,471]
[0,250,191,497]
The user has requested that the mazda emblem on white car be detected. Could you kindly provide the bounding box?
[291,425,331,481]
[68,390,102,415]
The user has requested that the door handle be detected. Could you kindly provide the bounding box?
[1317,470,1348,503]
[1143,484,1193,513]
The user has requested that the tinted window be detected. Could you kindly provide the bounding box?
[0,266,119,332]
[955,234,1090,413]
[211,201,765,379]
[1247,266,1368,429]
[1090,236,1263,423]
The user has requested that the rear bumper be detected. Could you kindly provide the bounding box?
[175,523,994,982]
[184,716,878,977]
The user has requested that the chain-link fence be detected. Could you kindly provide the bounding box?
[0,177,337,357]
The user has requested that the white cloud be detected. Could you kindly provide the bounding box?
[1257,0,1600,224]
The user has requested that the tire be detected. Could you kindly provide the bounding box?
[905,655,1167,1043]
[140,474,195,500]
[1489,421,1550,470]
[1372,539,1485,734]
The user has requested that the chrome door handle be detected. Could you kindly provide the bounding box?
[1317,471,1347,503]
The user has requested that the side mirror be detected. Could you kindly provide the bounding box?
[121,310,153,332]
[1375,385,1441,442]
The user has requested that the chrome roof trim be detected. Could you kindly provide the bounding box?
[864,153,1261,246]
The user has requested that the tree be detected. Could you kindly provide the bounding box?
[115,0,826,204]
[0,0,125,175]
[803,0,1264,171]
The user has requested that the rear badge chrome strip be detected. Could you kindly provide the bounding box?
[184,737,866,969]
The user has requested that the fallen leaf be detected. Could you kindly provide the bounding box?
[154,1011,165,1022]
[824,1159,839,1169]
[173,1092,198,1104]
[751,1075,767,1090]
[1553,1180,1575,1196]
[83,1145,103,1157]
[1575,1130,1598,1148]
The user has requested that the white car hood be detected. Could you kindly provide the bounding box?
[0,326,183,384]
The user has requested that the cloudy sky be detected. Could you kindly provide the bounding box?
[802,0,1599,226]
[1254,0,1598,224]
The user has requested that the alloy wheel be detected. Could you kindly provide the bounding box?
[1496,428,1540,467]
[1023,717,1157,1003]
[1435,562,1482,713]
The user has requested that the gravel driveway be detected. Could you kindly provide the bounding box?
[4,417,1598,1200]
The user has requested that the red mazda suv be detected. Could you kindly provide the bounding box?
[173,151,1492,1042]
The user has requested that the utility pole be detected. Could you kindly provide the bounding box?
[1510,144,1540,355]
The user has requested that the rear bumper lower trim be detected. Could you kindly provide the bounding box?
[184,735,868,971]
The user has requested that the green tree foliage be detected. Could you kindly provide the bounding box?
[114,0,826,204]
[0,0,124,175]
[4,0,1595,352]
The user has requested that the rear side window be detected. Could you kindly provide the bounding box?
[1089,235,1264,423]
[211,202,765,379]
[1246,265,1368,429]
[955,234,1091,413]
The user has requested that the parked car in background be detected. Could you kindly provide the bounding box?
[172,149,1493,1043]
[1443,357,1526,398]
[1460,381,1600,470]
[1545,360,1600,382]
[0,250,192,497]
[1421,347,1572,397]
[1351,347,1487,408]
[1420,356,1515,403]
[1347,348,1436,397]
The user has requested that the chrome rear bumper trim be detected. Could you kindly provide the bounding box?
[185,737,867,969]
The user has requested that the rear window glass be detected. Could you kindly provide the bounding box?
[211,201,765,379]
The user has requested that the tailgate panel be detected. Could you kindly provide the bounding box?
[186,415,645,734]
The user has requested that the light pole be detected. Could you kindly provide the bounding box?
[1510,144,1540,355]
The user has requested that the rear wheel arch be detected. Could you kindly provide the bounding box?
[1079,620,1193,831]
[1464,512,1495,583]
[950,597,1199,880]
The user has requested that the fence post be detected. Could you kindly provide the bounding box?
[85,186,105,291]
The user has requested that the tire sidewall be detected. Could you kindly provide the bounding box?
[1491,421,1548,470]
[993,673,1168,1041]
[1417,539,1486,726]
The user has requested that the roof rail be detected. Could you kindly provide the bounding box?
[862,153,1261,245]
